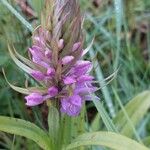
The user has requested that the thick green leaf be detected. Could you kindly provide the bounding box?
[143,137,150,147]
[71,104,86,138]
[112,87,141,142]
[59,105,86,150]
[61,115,72,146]
[65,132,149,150]
[48,105,60,144]
[91,113,101,131]
[0,116,52,150]
[114,91,150,137]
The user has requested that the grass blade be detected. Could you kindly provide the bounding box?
[65,132,149,150]
[0,0,34,32]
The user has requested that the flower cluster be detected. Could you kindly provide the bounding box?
[10,0,96,116]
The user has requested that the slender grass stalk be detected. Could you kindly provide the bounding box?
[147,26,150,60]
[93,98,118,132]
[113,0,123,69]
[10,135,15,150]
[90,49,116,118]
[85,84,118,132]
[0,0,34,32]
[86,34,116,118]
[112,87,142,143]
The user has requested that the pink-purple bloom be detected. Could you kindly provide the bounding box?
[48,86,58,97]
[25,93,44,106]
[25,30,96,116]
[10,0,96,116]
[61,95,82,116]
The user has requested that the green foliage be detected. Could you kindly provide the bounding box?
[114,91,150,138]
[0,0,150,149]
[48,105,60,147]
[1,0,33,32]
[0,116,52,150]
[65,132,149,150]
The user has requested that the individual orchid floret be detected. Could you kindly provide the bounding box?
[72,42,81,52]
[9,0,96,116]
[48,86,58,97]
[61,95,82,116]
[62,56,74,65]
[63,76,76,85]
[25,93,44,106]
[31,70,45,81]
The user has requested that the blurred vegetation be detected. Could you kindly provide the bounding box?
[0,0,150,149]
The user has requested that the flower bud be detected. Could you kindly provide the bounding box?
[25,93,44,106]
[47,67,55,76]
[45,48,52,58]
[62,56,74,65]
[72,42,81,51]
[58,39,64,50]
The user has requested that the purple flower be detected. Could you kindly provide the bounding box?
[61,95,82,116]
[72,42,81,52]
[45,48,52,58]
[48,86,58,97]
[31,70,45,81]
[47,67,55,76]
[77,75,94,82]
[10,0,97,117]
[63,76,76,85]
[25,93,44,106]
[58,39,64,49]
[26,35,96,116]
[62,56,74,65]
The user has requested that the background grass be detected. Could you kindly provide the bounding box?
[0,0,150,149]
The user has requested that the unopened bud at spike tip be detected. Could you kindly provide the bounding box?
[58,39,64,50]
[72,42,81,51]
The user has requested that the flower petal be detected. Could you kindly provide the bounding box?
[63,76,76,85]
[47,67,55,76]
[62,56,74,65]
[77,75,94,82]
[25,93,44,106]
[72,42,81,51]
[60,95,82,116]
[31,70,45,80]
[48,86,58,97]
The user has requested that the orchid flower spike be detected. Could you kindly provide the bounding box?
[9,0,96,116]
